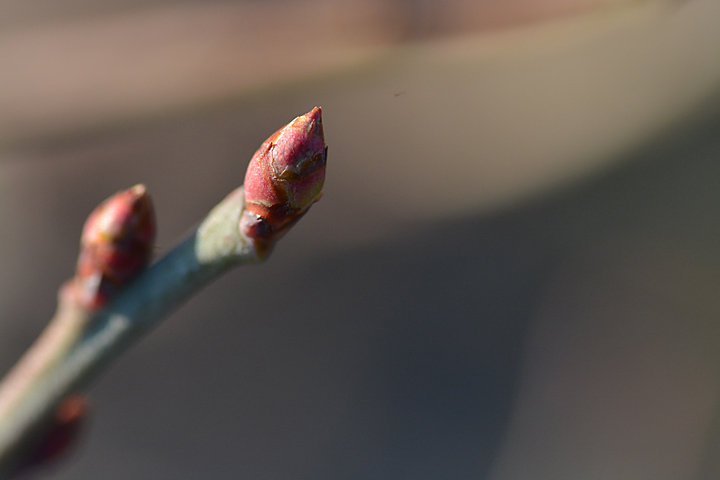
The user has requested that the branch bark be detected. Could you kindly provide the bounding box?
[0,106,327,477]
[0,186,260,476]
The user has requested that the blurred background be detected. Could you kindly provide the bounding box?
[2,0,720,478]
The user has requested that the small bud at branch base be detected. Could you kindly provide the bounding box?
[14,395,88,475]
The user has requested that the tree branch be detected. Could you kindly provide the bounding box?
[0,107,327,477]
[0,186,260,476]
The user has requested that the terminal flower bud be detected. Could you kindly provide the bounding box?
[75,185,155,309]
[241,107,327,244]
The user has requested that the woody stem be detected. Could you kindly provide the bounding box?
[0,187,262,477]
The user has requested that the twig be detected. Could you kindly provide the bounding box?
[0,107,327,477]
[0,187,258,476]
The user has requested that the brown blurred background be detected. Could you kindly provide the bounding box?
[2,0,720,479]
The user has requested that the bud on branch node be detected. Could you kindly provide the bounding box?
[74,185,155,309]
[240,107,327,248]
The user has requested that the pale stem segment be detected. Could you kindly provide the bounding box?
[0,187,262,477]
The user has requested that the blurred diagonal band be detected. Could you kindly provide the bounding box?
[0,0,675,147]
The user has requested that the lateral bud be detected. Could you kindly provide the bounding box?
[74,185,155,309]
[13,395,89,476]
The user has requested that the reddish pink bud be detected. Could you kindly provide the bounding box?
[15,395,88,475]
[240,107,327,244]
[75,185,155,309]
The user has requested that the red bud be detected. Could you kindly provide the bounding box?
[14,395,88,475]
[240,107,327,243]
[75,185,155,309]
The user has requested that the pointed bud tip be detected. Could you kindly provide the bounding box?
[56,395,88,425]
[307,106,322,122]
[288,106,324,140]
[128,184,147,198]
[81,185,154,247]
